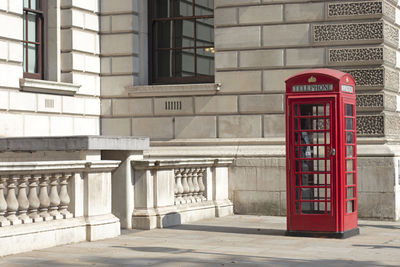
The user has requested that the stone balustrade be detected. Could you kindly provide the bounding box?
[0,172,73,227]
[0,160,121,257]
[126,158,234,230]
[0,136,149,257]
[174,167,207,205]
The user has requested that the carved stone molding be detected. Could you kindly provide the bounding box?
[313,22,383,44]
[328,1,382,18]
[357,115,384,136]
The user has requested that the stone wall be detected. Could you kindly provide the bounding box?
[0,0,100,137]
[100,0,400,220]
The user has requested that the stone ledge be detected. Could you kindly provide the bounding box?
[127,83,221,97]
[19,78,80,95]
[0,136,149,152]
[131,158,234,169]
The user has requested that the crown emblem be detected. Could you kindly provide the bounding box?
[308,76,317,83]
[345,77,349,83]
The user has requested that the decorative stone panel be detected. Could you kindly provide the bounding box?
[383,1,396,22]
[327,1,382,18]
[328,47,383,65]
[356,94,384,110]
[384,94,397,111]
[384,67,399,92]
[342,68,384,88]
[357,115,384,136]
[313,22,383,44]
[383,47,396,66]
[385,113,400,136]
[383,23,398,47]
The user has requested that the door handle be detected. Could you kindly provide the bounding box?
[327,147,336,156]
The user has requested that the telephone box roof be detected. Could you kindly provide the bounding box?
[285,68,349,83]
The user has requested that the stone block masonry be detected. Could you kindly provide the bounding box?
[99,0,400,221]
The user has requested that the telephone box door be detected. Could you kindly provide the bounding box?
[288,98,337,232]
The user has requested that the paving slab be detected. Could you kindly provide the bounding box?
[1,215,400,267]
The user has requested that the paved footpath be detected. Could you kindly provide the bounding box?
[1,215,400,267]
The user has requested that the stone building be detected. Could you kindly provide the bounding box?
[0,1,399,249]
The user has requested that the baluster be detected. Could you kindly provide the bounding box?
[173,169,178,205]
[28,174,43,222]
[192,168,200,202]
[59,173,73,219]
[6,175,22,225]
[175,169,184,205]
[187,168,195,203]
[181,168,189,204]
[39,174,53,221]
[49,174,63,219]
[198,168,206,201]
[18,175,32,224]
[0,176,10,226]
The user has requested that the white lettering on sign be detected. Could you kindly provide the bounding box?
[292,84,333,92]
[341,84,354,93]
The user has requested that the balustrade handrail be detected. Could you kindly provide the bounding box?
[131,158,233,170]
[0,160,121,175]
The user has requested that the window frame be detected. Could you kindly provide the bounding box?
[23,0,45,80]
[148,0,215,85]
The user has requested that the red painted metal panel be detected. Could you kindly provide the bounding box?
[285,69,357,236]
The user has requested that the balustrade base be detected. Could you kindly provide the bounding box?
[0,214,121,257]
[0,217,87,257]
[132,200,234,230]
[0,219,10,227]
[85,214,121,241]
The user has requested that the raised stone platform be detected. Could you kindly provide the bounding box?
[0,135,149,152]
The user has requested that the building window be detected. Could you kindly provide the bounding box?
[149,0,214,84]
[23,0,44,79]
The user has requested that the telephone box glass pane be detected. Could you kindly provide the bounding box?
[346,132,354,144]
[346,118,354,130]
[300,104,325,116]
[346,160,353,171]
[346,104,353,116]
[347,200,355,213]
[313,146,325,158]
[347,173,354,185]
[346,146,354,157]
[347,187,354,198]
[301,174,313,186]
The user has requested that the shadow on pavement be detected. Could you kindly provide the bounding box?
[167,224,286,236]
[353,244,400,250]
[358,223,400,230]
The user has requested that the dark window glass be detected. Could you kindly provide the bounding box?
[150,0,214,84]
[346,104,353,116]
[23,0,44,79]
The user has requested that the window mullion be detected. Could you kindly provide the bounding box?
[193,0,197,77]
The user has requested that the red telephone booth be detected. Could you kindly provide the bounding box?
[285,69,359,238]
